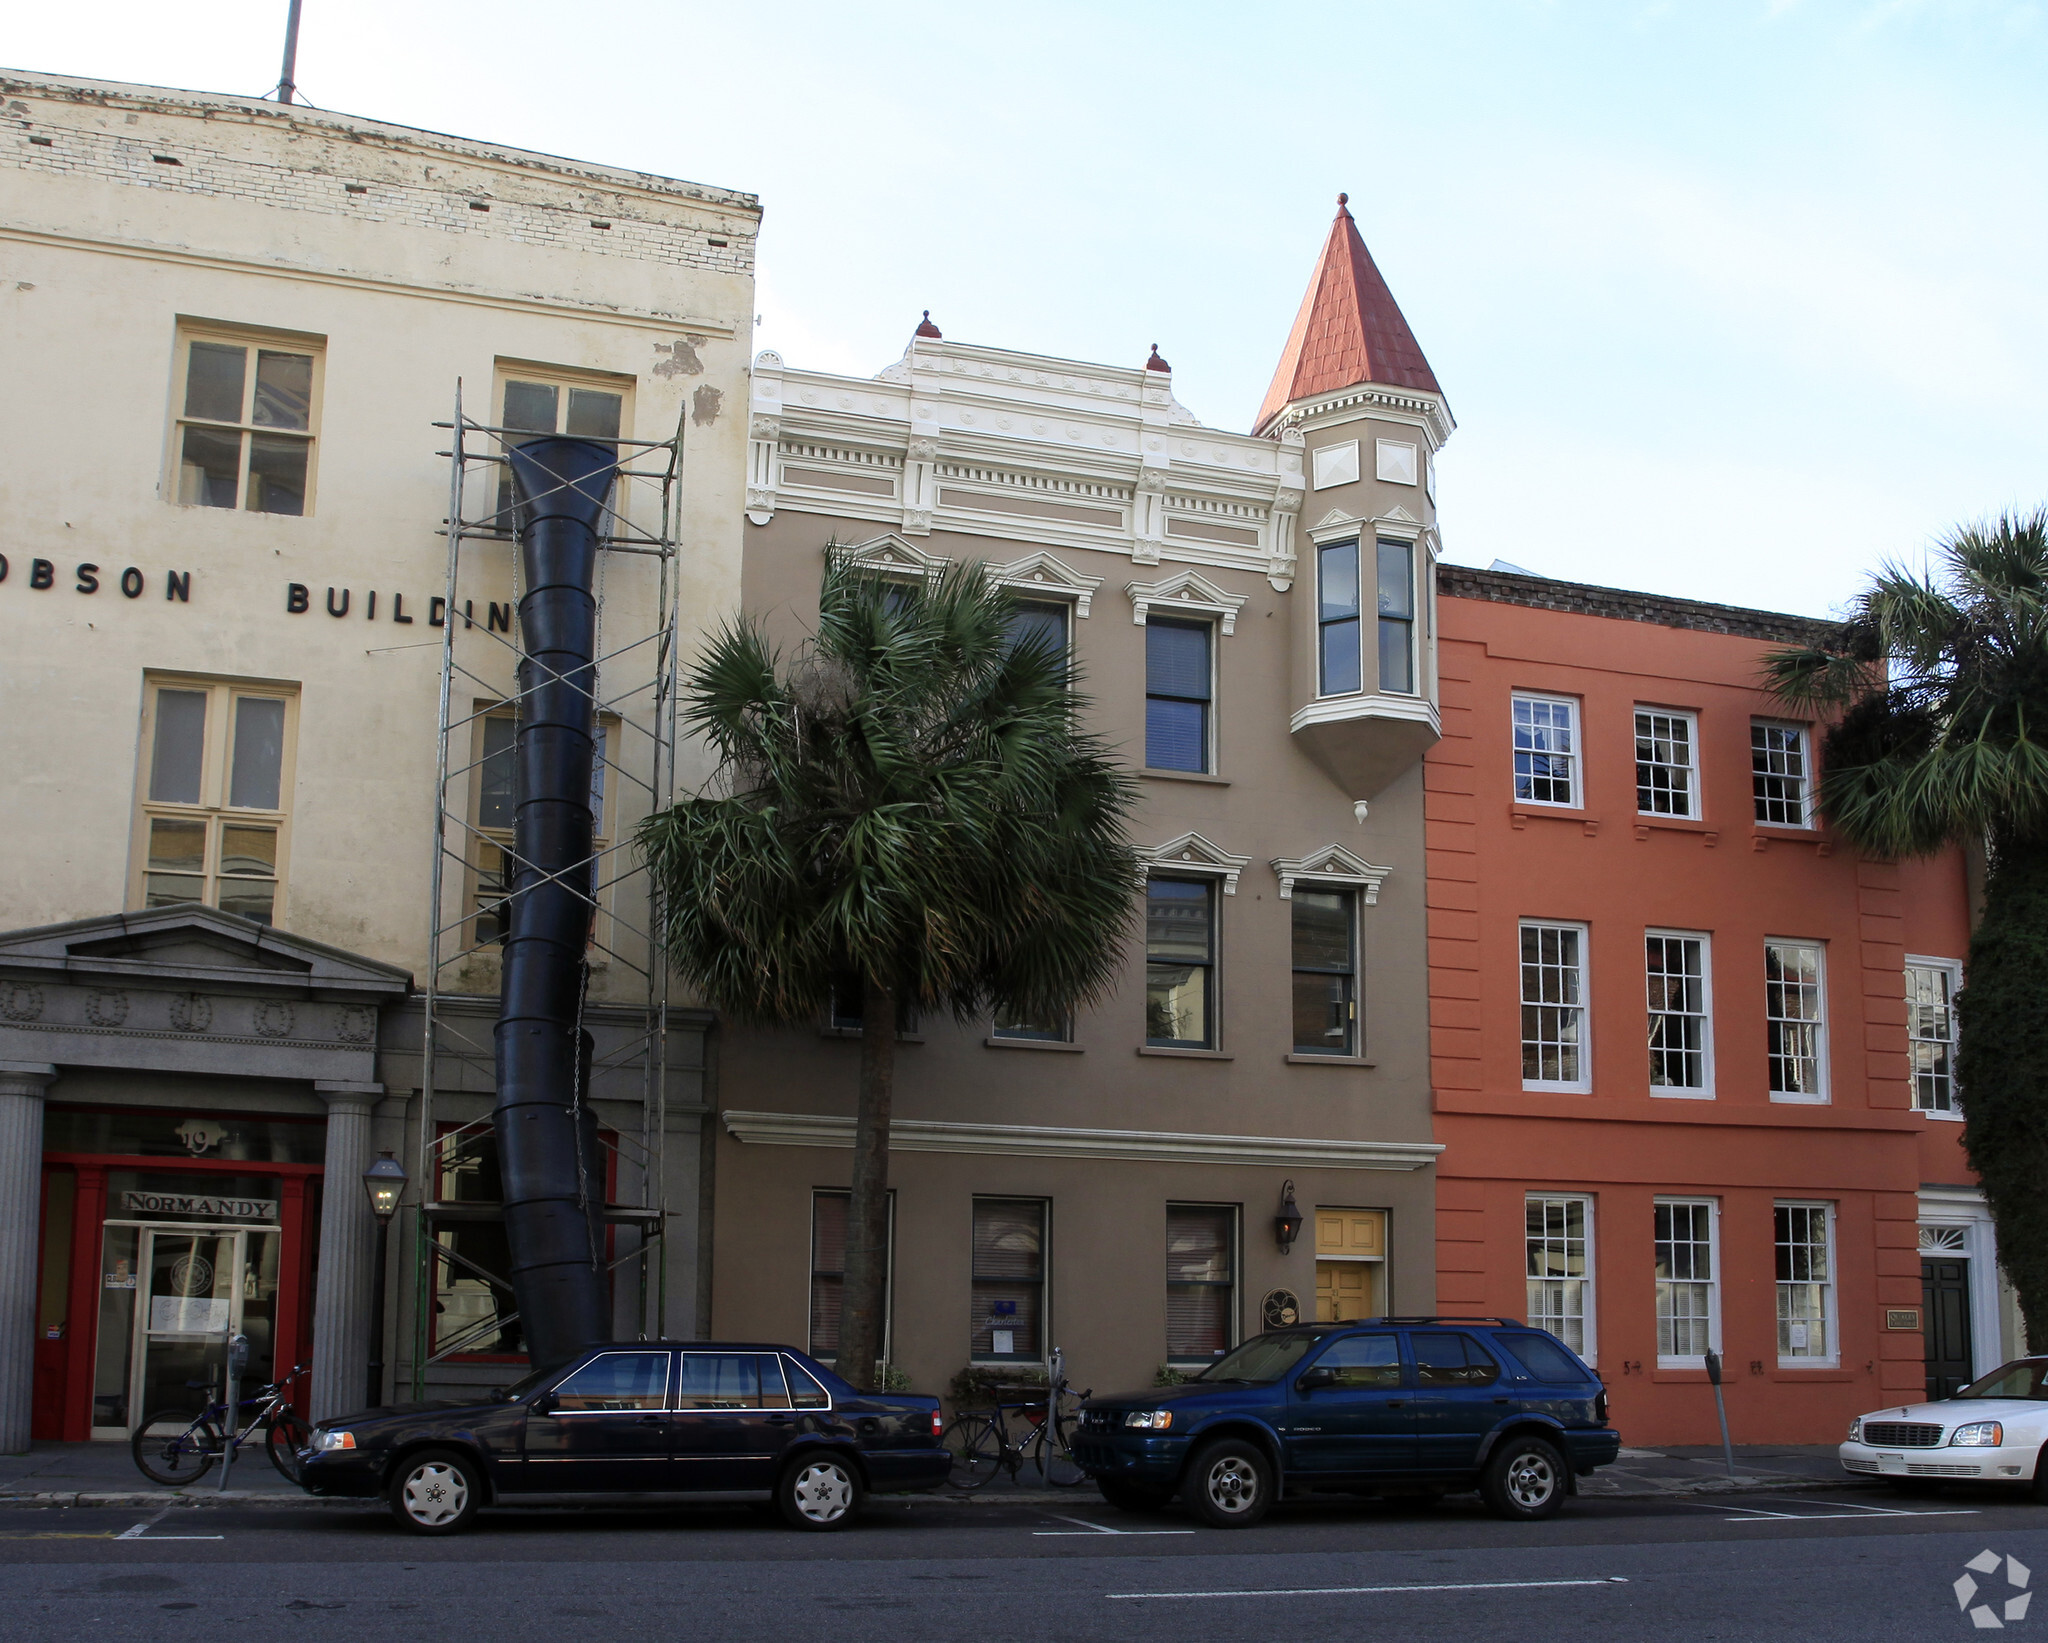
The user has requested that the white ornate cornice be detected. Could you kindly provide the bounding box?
[991,550,1102,617]
[826,532,949,581]
[1269,843,1393,904]
[1143,831,1254,895]
[1125,569,1247,635]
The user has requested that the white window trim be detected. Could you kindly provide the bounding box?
[1511,691,1583,810]
[1766,938,1830,1104]
[165,318,327,516]
[1774,1200,1839,1368]
[1634,705,1702,821]
[1525,1193,1597,1366]
[1751,718,1816,830]
[1905,954,1965,1121]
[1645,928,1714,1100]
[1520,919,1592,1095]
[1654,1196,1721,1369]
[1315,538,1366,700]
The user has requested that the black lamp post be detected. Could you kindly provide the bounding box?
[362,1152,407,1408]
[1275,1179,1304,1255]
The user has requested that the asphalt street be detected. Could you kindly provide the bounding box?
[0,1486,2041,1642]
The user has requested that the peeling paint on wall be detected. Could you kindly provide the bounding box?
[691,384,723,426]
[653,334,706,379]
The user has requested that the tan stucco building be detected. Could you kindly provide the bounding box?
[708,201,1458,1400]
[0,70,756,1441]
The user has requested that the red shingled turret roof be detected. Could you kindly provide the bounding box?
[1254,193,1440,436]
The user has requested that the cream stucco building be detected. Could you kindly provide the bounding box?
[0,70,756,1442]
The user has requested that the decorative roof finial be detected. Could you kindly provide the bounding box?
[1337,191,1349,210]
[1144,343,1171,372]
[914,309,942,338]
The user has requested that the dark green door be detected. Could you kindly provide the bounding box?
[1922,1258,1973,1401]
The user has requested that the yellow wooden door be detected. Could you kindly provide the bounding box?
[1313,1209,1386,1322]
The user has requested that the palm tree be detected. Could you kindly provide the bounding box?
[639,554,1141,1387]
[1764,508,2048,1347]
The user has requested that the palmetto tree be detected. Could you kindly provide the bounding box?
[1765,508,2048,1345]
[640,555,1141,1387]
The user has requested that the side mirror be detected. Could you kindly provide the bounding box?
[1296,1368,1335,1393]
[531,1392,556,1416]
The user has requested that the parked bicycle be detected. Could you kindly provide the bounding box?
[131,1363,312,1487]
[943,1346,1090,1489]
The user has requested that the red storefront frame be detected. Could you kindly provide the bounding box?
[33,1150,324,1441]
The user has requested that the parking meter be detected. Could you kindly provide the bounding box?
[218,1332,251,1494]
[1704,1349,1735,1476]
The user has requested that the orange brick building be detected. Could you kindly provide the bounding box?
[1425,566,2005,1446]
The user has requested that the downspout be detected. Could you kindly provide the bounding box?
[493,436,617,1372]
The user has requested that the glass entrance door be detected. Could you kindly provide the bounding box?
[113,1224,281,1428]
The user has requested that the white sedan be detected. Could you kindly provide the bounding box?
[1841,1357,2048,1494]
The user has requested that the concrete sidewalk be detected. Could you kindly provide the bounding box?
[0,1438,1867,1510]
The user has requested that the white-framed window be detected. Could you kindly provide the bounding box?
[1166,1204,1238,1366]
[1906,958,1963,1116]
[490,360,633,524]
[1751,720,1813,827]
[130,675,298,927]
[1775,1202,1836,1365]
[971,1198,1047,1363]
[1318,540,1364,697]
[1635,707,1700,818]
[1146,875,1217,1049]
[1512,693,1580,807]
[1145,617,1215,773]
[167,321,324,515]
[1526,1195,1594,1360]
[1766,939,1828,1102]
[1520,921,1590,1092]
[1654,1198,1718,1366]
[1376,540,1417,694]
[1646,931,1712,1097]
[808,1188,895,1368]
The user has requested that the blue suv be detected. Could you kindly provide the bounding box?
[1072,1318,1618,1526]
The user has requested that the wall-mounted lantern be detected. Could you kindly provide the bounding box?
[1275,1179,1304,1254]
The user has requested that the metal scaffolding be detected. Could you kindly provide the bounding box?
[407,385,685,1395]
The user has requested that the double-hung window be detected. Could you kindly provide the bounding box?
[1166,1205,1237,1365]
[1146,876,1216,1048]
[1376,540,1416,693]
[1520,921,1589,1091]
[1512,694,1580,807]
[1645,931,1712,1096]
[1765,940,1828,1101]
[1290,889,1357,1056]
[1525,1195,1594,1358]
[170,324,322,515]
[1003,598,1071,666]
[1654,1199,1717,1365]
[1751,720,1812,826]
[808,1189,894,1367]
[133,677,296,926]
[1145,618,1212,772]
[1905,959,1962,1115]
[1775,1203,1835,1364]
[971,1198,1046,1362]
[492,365,630,524]
[1317,541,1363,696]
[1635,708,1699,817]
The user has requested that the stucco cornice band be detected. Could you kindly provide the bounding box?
[721,1110,1443,1171]
[0,227,739,337]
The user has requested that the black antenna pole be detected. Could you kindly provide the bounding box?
[277,0,304,104]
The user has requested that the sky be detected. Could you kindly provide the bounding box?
[11,1,2047,617]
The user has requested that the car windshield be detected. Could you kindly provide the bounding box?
[493,1364,558,1402]
[1194,1332,1326,1384]
[1954,1360,2048,1401]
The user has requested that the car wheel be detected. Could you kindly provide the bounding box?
[778,1452,865,1532]
[1184,1438,1274,1529]
[387,1449,482,1536]
[1480,1434,1567,1521]
[1097,1479,1173,1514]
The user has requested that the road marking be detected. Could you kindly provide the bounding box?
[118,1517,223,1542]
[1034,1513,1195,1537]
[1109,1577,1628,1600]
[1666,1498,1978,1524]
[1718,1510,1977,1523]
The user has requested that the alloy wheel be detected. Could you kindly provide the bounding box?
[791,1461,854,1524]
[399,1461,469,1528]
[1505,1448,1557,1509]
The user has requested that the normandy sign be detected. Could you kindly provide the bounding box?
[123,1190,279,1221]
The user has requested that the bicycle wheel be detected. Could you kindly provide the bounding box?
[1037,1408,1087,1487]
[265,1410,312,1483]
[131,1410,223,1487]
[943,1415,1003,1491]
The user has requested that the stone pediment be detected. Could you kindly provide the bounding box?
[0,905,412,999]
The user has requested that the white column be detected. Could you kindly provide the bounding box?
[311,1083,380,1422]
[0,1063,57,1454]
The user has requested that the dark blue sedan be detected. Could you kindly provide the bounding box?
[299,1342,949,1534]
[1073,1318,1619,1525]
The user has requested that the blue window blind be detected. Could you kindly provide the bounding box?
[1146,618,1212,772]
